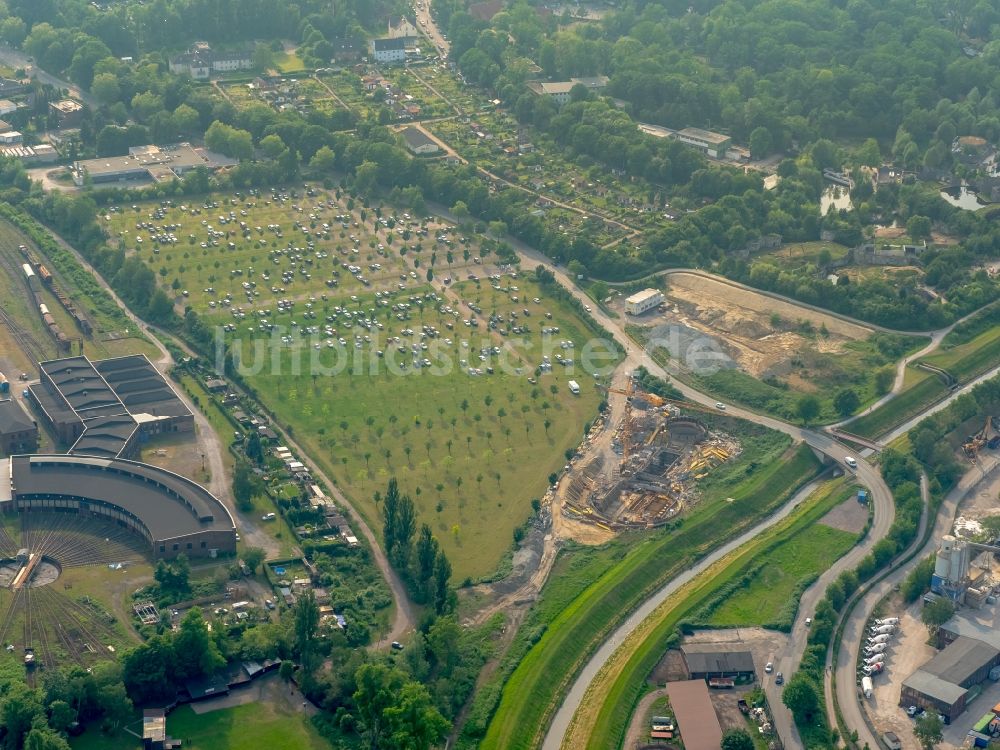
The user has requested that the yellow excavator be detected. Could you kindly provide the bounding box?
[963,416,1000,461]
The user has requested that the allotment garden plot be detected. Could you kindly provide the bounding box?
[103,189,616,579]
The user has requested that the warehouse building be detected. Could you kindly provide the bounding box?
[665,679,723,750]
[401,127,440,155]
[27,354,193,459]
[682,643,757,682]
[900,636,1000,721]
[0,398,37,455]
[3,454,236,560]
[625,288,664,315]
[71,143,236,186]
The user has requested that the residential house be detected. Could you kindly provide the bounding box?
[370,37,407,64]
[526,76,609,107]
[169,43,253,80]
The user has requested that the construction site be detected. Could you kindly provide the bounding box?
[561,381,741,530]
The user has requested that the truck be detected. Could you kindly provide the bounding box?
[869,633,891,644]
[857,489,868,504]
[862,675,873,698]
[876,617,900,626]
[870,624,895,635]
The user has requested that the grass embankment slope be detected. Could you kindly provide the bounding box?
[568,478,863,749]
[480,437,821,750]
[850,301,1000,439]
[706,481,861,627]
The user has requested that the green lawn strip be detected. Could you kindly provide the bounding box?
[176,374,237,473]
[480,442,821,750]
[584,475,861,749]
[72,702,330,750]
[921,324,1000,383]
[707,483,860,627]
[166,702,330,749]
[848,367,948,439]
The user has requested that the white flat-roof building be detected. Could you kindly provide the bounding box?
[672,127,733,158]
[625,288,664,315]
[526,76,610,106]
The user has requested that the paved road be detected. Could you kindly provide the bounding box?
[832,456,1000,749]
[414,0,450,57]
[0,44,98,108]
[543,474,835,750]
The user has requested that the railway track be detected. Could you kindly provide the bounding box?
[0,304,48,364]
[0,587,23,648]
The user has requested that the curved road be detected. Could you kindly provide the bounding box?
[833,456,1000,750]
[0,44,99,108]
[480,233,896,749]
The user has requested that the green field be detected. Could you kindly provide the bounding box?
[72,701,329,750]
[274,50,305,72]
[707,483,861,626]
[573,474,861,749]
[479,439,821,750]
[755,241,851,269]
[238,275,610,579]
[105,189,615,579]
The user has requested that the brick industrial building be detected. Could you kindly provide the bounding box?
[27,354,193,459]
[3,454,236,560]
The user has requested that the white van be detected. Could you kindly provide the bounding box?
[845,456,858,469]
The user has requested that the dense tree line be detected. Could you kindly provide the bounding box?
[451,0,1000,169]
[380,478,454,614]
[7,0,402,56]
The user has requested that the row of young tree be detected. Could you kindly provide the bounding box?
[380,478,454,614]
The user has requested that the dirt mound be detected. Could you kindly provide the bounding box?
[668,272,872,340]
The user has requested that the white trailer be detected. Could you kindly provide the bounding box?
[861,676,873,698]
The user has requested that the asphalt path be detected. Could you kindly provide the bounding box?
[414,0,450,57]
[0,44,98,108]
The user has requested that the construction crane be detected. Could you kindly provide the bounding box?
[646,421,666,446]
[963,416,1000,461]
